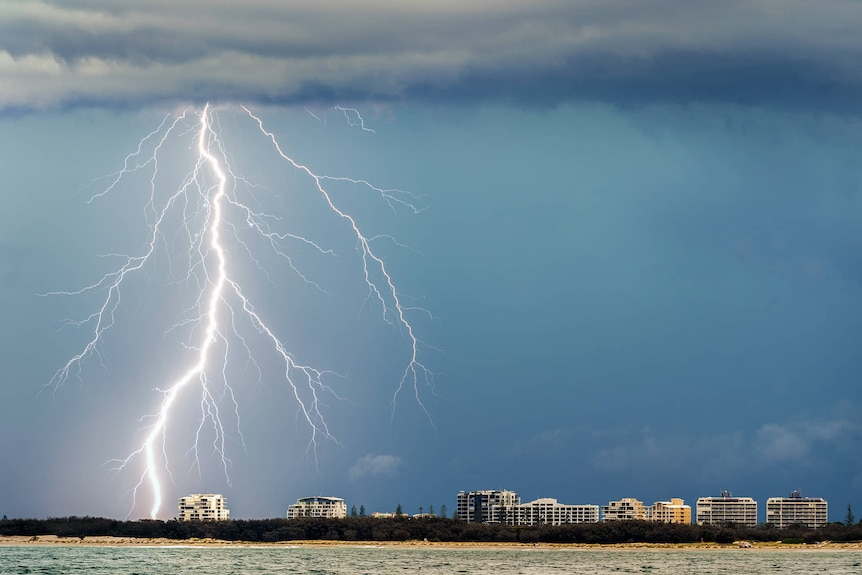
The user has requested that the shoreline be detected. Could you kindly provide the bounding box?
[2,535,861,550]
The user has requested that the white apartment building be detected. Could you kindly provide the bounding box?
[500,498,599,526]
[766,490,828,529]
[696,491,757,527]
[601,498,647,522]
[456,490,520,523]
[647,498,691,524]
[287,496,348,519]
[178,493,230,521]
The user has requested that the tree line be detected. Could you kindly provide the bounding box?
[2,516,862,544]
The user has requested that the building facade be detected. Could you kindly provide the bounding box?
[287,496,348,519]
[766,490,828,529]
[601,498,647,522]
[456,490,520,523]
[178,493,230,521]
[648,498,692,524]
[500,498,599,526]
[696,491,757,527]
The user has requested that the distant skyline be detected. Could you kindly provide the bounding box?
[1,1,860,522]
[198,485,835,522]
[189,486,831,527]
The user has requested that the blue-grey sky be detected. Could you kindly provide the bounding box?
[1,1,861,522]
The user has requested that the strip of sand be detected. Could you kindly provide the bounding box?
[1,535,860,550]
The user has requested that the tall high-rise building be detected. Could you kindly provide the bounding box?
[178,493,230,521]
[696,491,757,527]
[456,490,520,523]
[766,490,828,529]
[287,496,348,519]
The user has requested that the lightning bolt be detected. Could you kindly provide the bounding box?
[334,106,376,133]
[47,103,433,519]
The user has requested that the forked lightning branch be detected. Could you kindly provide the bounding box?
[47,104,432,519]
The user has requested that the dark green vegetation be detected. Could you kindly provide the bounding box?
[2,517,862,544]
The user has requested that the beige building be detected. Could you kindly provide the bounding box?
[601,498,647,521]
[178,493,230,521]
[287,496,347,519]
[766,490,828,529]
[456,490,520,523]
[648,498,691,524]
[500,498,599,526]
[696,491,757,527]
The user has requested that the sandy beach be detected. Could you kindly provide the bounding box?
[1,535,860,550]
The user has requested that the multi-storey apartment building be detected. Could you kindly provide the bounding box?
[647,498,691,524]
[601,498,647,521]
[766,490,828,529]
[696,491,757,527]
[287,496,348,519]
[178,493,230,521]
[456,490,520,523]
[499,498,599,526]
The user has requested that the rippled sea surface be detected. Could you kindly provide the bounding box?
[2,546,862,575]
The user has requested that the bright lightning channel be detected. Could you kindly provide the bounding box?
[48,104,433,519]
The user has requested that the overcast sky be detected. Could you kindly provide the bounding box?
[3,0,862,112]
[1,1,861,522]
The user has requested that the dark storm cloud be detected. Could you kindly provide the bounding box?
[407,50,862,112]
[2,0,862,111]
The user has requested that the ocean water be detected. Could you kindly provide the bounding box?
[1,546,861,575]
